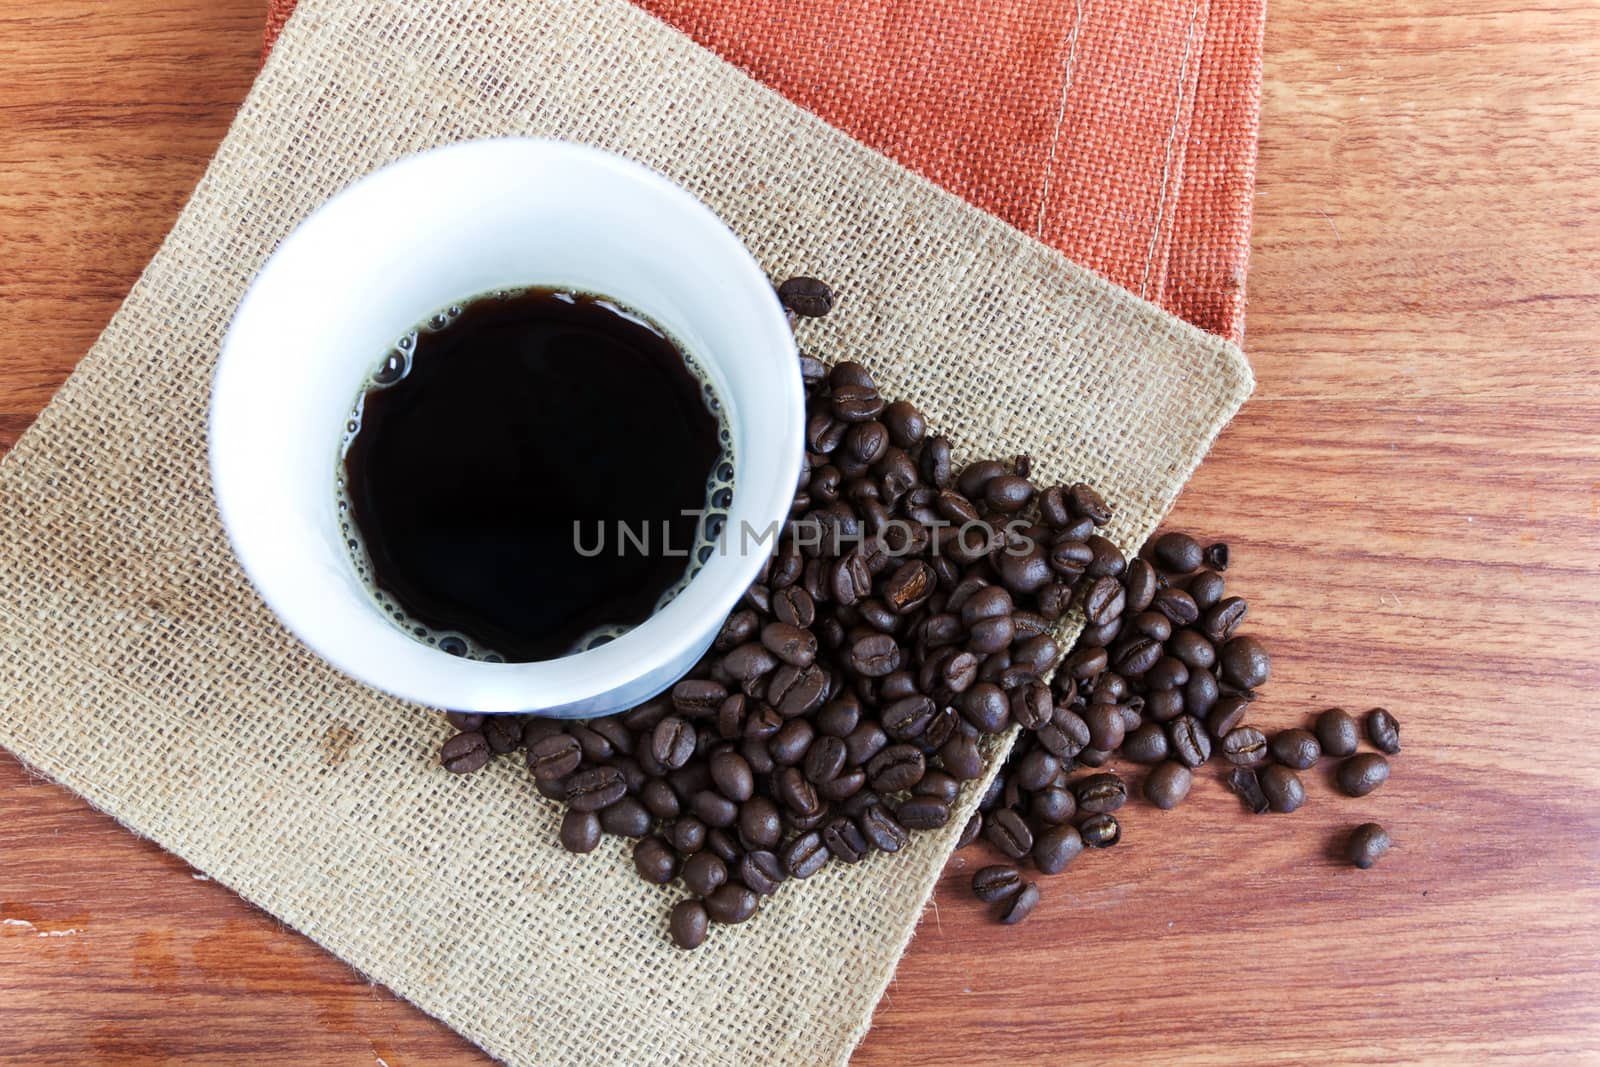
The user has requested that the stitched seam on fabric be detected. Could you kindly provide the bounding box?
[1140,0,1205,298]
[1033,0,1088,237]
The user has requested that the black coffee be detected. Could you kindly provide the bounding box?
[342,288,726,663]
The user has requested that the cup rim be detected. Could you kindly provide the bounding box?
[209,138,802,714]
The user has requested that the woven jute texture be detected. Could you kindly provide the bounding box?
[265,0,1266,344]
[0,0,1252,1063]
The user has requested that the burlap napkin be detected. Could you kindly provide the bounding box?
[265,0,1266,344]
[0,0,1252,1064]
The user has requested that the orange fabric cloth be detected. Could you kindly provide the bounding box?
[263,0,1263,342]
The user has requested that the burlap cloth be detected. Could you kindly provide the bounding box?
[0,0,1252,1063]
[267,0,1266,344]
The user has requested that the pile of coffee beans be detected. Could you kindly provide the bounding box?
[961,530,1404,920]
[434,276,1401,946]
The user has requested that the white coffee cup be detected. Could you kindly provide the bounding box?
[210,139,803,716]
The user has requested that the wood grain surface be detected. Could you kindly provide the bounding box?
[2,0,1598,1063]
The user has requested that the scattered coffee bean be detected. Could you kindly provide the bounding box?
[1079,813,1121,848]
[1144,761,1192,810]
[1337,753,1390,797]
[1032,825,1084,874]
[778,276,835,318]
[1315,708,1361,758]
[440,730,491,774]
[669,899,710,949]
[1152,532,1203,574]
[559,809,601,853]
[1258,764,1306,813]
[1347,823,1392,869]
[704,883,759,924]
[1366,708,1401,754]
[1225,767,1270,814]
[1270,728,1321,770]
[1220,726,1269,768]
[999,882,1041,924]
[972,864,1025,903]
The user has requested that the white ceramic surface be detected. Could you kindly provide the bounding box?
[210,139,803,716]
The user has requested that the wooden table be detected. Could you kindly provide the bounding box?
[3,1,1597,1062]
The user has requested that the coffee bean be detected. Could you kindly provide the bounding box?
[1152,588,1200,627]
[1112,636,1162,677]
[1122,557,1158,613]
[999,882,1042,924]
[777,765,822,817]
[1152,532,1204,574]
[739,850,785,895]
[1220,726,1269,768]
[672,679,729,717]
[769,718,815,765]
[1169,716,1212,768]
[879,399,925,448]
[1067,483,1112,525]
[566,766,627,811]
[1084,535,1125,579]
[722,642,779,684]
[1225,766,1270,814]
[778,276,835,317]
[1144,761,1193,810]
[665,816,707,854]
[985,475,1035,513]
[1366,708,1402,754]
[600,796,652,837]
[1337,753,1390,797]
[1031,823,1084,874]
[802,735,848,786]
[704,883,759,924]
[1063,646,1109,680]
[956,812,984,849]
[1036,707,1090,760]
[1032,787,1076,825]
[682,851,729,896]
[860,803,909,852]
[440,730,491,774]
[737,796,782,850]
[1009,682,1053,731]
[883,695,937,740]
[1169,629,1216,671]
[1082,575,1127,626]
[845,722,889,766]
[1270,728,1322,770]
[1205,694,1250,739]
[1315,708,1361,758]
[1185,571,1225,613]
[867,744,926,792]
[1144,656,1189,691]
[1014,748,1061,792]
[972,864,1024,903]
[692,790,739,828]
[559,809,601,853]
[817,816,866,864]
[568,724,613,763]
[710,749,756,801]
[782,831,831,879]
[960,683,1011,734]
[1121,723,1170,764]
[1074,772,1128,814]
[1347,823,1391,869]
[1083,703,1126,751]
[445,711,485,732]
[651,716,697,770]
[481,716,524,755]
[1079,812,1121,848]
[1200,597,1247,643]
[897,796,952,830]
[1220,636,1270,689]
[983,809,1034,861]
[759,622,816,668]
[1259,764,1306,813]
[920,435,953,487]
[1204,542,1230,570]
[1185,669,1221,718]
[669,899,710,950]
[527,733,581,780]
[940,735,984,781]
[772,585,816,629]
[1129,610,1173,643]
[1048,539,1094,578]
[633,836,679,884]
